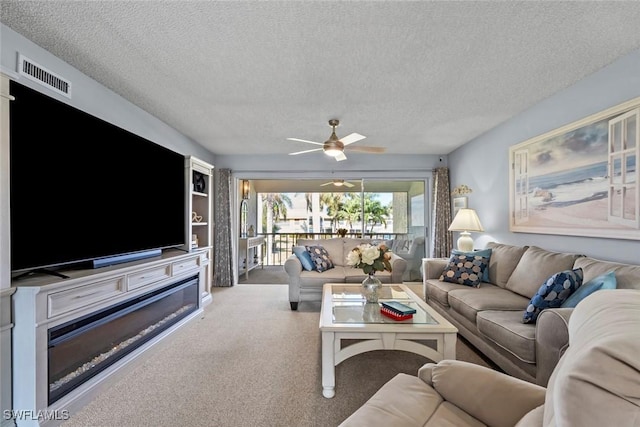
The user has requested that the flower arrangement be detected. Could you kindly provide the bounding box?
[346,243,392,275]
[451,184,473,196]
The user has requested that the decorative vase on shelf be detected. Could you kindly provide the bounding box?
[362,272,382,303]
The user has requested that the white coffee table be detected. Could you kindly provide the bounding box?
[319,283,458,398]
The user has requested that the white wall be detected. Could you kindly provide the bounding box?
[217,153,445,176]
[448,49,640,265]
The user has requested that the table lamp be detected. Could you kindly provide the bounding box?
[448,208,484,251]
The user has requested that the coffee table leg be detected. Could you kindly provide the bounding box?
[444,333,457,360]
[321,331,335,398]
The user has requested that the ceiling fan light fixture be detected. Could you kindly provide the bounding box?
[333,180,344,186]
[287,119,374,160]
[324,147,343,157]
[323,137,344,157]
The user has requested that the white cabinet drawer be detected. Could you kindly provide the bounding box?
[127,264,171,291]
[48,277,125,318]
[171,256,200,275]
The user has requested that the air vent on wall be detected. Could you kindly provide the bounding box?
[17,54,72,98]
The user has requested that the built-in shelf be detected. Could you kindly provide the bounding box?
[186,156,214,297]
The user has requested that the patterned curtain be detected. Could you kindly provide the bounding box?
[431,167,453,258]
[213,168,235,287]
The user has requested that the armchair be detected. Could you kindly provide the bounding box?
[394,236,425,281]
[340,289,640,426]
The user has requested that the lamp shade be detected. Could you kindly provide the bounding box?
[448,209,484,232]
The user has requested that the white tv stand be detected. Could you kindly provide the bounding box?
[10,248,209,427]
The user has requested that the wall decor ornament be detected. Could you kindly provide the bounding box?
[451,184,473,196]
[509,97,640,240]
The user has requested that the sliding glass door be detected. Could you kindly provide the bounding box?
[250,178,427,276]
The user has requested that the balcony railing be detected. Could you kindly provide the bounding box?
[259,232,410,266]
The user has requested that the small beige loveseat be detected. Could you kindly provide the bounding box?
[284,238,407,310]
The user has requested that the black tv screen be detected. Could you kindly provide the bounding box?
[10,81,186,273]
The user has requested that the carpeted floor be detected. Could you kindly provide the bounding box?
[238,265,290,284]
[61,284,494,427]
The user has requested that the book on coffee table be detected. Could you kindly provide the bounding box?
[380,306,414,321]
[380,301,417,316]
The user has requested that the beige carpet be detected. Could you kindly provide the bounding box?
[61,284,493,427]
[238,265,289,284]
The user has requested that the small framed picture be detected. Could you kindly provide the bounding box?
[453,197,468,216]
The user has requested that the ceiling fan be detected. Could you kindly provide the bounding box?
[287,119,385,161]
[320,179,356,188]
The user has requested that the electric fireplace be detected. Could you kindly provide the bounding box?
[47,275,199,404]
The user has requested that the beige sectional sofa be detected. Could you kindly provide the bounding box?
[423,242,640,386]
[339,289,640,427]
[284,238,407,310]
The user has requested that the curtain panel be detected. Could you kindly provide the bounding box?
[431,167,453,258]
[213,168,235,287]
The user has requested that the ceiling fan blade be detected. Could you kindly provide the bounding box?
[340,133,366,146]
[319,182,333,187]
[286,138,324,146]
[289,148,323,156]
[346,146,386,154]
[335,152,347,161]
[343,181,355,188]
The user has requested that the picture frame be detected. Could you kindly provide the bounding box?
[509,97,640,240]
[453,196,467,217]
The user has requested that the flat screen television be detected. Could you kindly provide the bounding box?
[10,81,186,274]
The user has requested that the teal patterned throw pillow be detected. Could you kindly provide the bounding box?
[306,245,334,273]
[523,268,583,324]
[440,252,490,288]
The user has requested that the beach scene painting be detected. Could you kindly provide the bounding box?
[509,98,640,240]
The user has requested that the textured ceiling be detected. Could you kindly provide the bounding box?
[2,1,640,158]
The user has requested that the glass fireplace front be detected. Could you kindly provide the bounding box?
[47,275,199,404]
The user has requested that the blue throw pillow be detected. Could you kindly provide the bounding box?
[452,248,492,282]
[292,246,315,271]
[440,252,490,288]
[306,245,335,273]
[523,268,584,324]
[561,271,617,308]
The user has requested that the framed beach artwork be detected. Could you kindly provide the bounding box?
[509,97,640,240]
